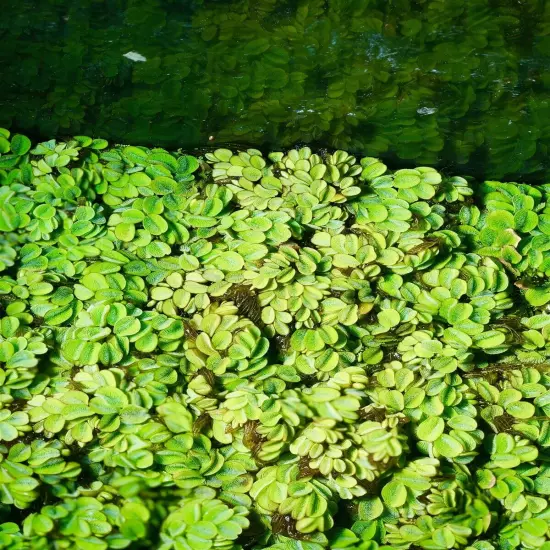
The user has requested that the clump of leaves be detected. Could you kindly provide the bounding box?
[1,132,550,549]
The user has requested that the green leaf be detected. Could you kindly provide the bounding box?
[357,497,384,520]
[525,286,550,307]
[213,251,244,272]
[0,422,18,441]
[178,155,200,175]
[123,146,148,164]
[44,305,73,326]
[6,350,37,369]
[506,401,535,419]
[361,162,387,180]
[0,137,10,153]
[120,405,149,425]
[27,513,54,536]
[434,434,464,458]
[473,330,506,349]
[243,167,262,181]
[157,402,193,433]
[0,203,21,231]
[0,154,19,169]
[486,210,514,230]
[143,214,169,235]
[91,139,109,150]
[514,209,538,232]
[10,134,32,156]
[381,481,407,507]
[332,254,359,269]
[378,309,400,329]
[416,416,444,442]
[90,387,128,414]
[188,521,217,540]
[304,330,324,352]
[447,415,477,431]
[534,476,550,495]
[114,317,141,336]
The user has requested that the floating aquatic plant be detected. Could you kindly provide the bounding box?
[0,130,550,549]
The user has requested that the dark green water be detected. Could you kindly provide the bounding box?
[1,0,549,182]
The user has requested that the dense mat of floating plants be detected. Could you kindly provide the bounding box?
[0,129,550,550]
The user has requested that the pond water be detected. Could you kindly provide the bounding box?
[1,0,549,183]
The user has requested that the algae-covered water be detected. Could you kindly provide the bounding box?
[1,0,549,182]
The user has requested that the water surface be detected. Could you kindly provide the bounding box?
[1,0,549,182]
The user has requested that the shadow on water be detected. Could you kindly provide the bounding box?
[0,0,549,183]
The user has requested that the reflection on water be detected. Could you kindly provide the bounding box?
[0,0,549,182]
